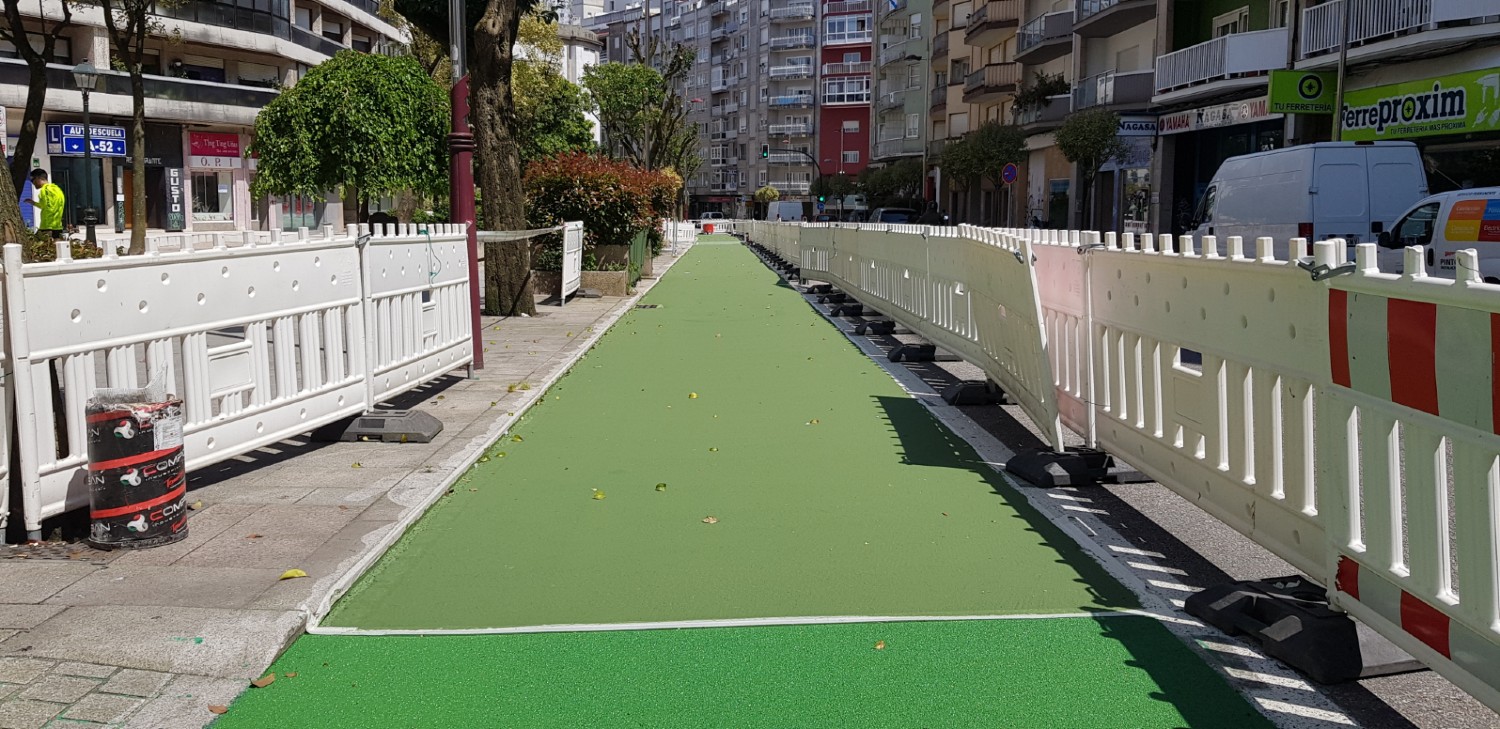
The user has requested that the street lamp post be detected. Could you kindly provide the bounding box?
[447,0,483,371]
[72,61,99,244]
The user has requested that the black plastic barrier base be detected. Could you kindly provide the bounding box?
[1185,576,1424,684]
[941,381,1010,406]
[1005,447,1147,488]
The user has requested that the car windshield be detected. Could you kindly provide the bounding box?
[879,210,915,223]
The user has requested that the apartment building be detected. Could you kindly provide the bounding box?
[2,0,404,233]
[873,0,931,169]
[1150,0,1497,235]
[818,0,874,190]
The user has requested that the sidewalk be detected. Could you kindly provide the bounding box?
[0,250,687,729]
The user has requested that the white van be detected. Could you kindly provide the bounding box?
[1381,187,1500,283]
[766,201,805,222]
[1191,142,1428,257]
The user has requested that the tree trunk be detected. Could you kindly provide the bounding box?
[9,63,49,195]
[472,0,534,317]
[128,69,147,254]
[0,156,27,244]
[396,191,418,223]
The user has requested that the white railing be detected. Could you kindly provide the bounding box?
[1154,28,1288,92]
[769,2,816,19]
[823,61,873,75]
[769,94,816,107]
[2,223,476,538]
[769,33,816,49]
[1017,10,1072,54]
[1298,0,1492,57]
[770,65,815,79]
[824,29,875,45]
[767,152,812,164]
[824,0,871,13]
[769,122,813,135]
[561,221,583,305]
[878,38,917,65]
[875,137,922,157]
[770,180,812,193]
[744,221,1500,716]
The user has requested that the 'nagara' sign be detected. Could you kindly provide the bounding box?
[1341,67,1500,141]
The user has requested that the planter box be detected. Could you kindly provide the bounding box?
[594,244,630,267]
[530,271,562,297]
[581,270,629,296]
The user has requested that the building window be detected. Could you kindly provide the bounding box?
[906,113,919,138]
[322,18,345,41]
[842,119,860,132]
[1212,7,1249,36]
[842,151,859,164]
[295,7,313,30]
[823,76,871,104]
[191,170,234,222]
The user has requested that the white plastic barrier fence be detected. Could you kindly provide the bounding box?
[664,221,696,254]
[2,224,475,539]
[740,220,1500,713]
[561,221,584,304]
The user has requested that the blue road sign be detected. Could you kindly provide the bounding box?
[1001,162,1019,185]
[816,202,826,211]
[46,123,127,158]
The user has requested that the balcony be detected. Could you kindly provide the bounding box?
[770,64,816,79]
[881,0,908,19]
[770,3,816,21]
[710,101,741,117]
[770,33,817,49]
[711,158,732,168]
[768,152,813,165]
[824,28,875,45]
[710,0,732,16]
[1072,69,1154,109]
[962,61,1021,102]
[824,87,872,104]
[932,31,950,59]
[1299,0,1498,63]
[771,180,813,194]
[1015,11,1074,64]
[930,85,948,111]
[711,127,740,140]
[710,22,740,41]
[928,138,947,157]
[769,122,814,136]
[711,76,740,92]
[1016,94,1070,131]
[770,94,817,108]
[875,138,923,159]
[825,0,872,13]
[1154,28,1289,101]
[878,38,921,66]
[0,59,278,122]
[877,89,910,111]
[823,61,873,75]
[966,0,1021,46]
[711,181,739,192]
[1074,0,1155,38]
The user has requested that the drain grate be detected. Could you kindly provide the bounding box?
[2,541,122,563]
[635,304,660,309]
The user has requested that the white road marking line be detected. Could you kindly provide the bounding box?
[1254,698,1357,726]
[1199,639,1265,659]
[1127,561,1191,576]
[1148,579,1203,593]
[1108,545,1167,559]
[1227,667,1314,691]
[1062,504,1111,515]
[1047,493,1095,503]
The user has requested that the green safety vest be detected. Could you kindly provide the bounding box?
[36,182,65,231]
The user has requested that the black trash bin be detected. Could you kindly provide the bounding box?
[86,387,188,549]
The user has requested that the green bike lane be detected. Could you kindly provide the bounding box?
[216,236,1272,727]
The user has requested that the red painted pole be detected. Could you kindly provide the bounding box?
[450,73,483,371]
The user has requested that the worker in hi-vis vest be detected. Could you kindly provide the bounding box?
[24,168,66,239]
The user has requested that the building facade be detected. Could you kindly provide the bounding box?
[2,0,405,234]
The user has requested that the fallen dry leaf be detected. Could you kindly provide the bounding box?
[208,705,229,715]
[708,447,719,452]
[512,435,524,443]
[245,534,263,539]
[351,463,363,469]
[189,501,204,511]
[688,392,698,399]
[338,505,350,511]
[592,490,606,500]
[278,569,308,581]
[874,641,886,650]
[251,673,276,688]
[285,672,298,678]
[702,516,719,524]
[655,483,668,492]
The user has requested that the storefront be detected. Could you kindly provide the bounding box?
[1340,62,1500,193]
[185,131,247,231]
[42,121,119,230]
[1096,116,1157,235]
[1159,96,1284,234]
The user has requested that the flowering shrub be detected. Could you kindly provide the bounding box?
[525,153,680,252]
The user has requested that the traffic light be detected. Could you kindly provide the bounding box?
[760,144,770,158]
[817,195,826,203]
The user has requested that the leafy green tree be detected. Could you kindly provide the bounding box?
[941,122,1026,224]
[0,0,72,196]
[513,18,594,168]
[861,158,923,207]
[1055,108,1129,229]
[753,184,779,219]
[249,52,449,217]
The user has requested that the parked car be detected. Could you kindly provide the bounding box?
[766,201,805,222]
[868,207,919,224]
[1381,186,1500,282]
[1190,141,1428,266]
[813,214,834,222]
[695,211,726,230]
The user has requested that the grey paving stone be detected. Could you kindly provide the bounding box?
[0,659,54,685]
[211,485,316,505]
[248,519,396,611]
[0,565,99,605]
[45,566,285,610]
[108,504,262,568]
[17,675,97,703]
[0,606,64,631]
[98,670,171,699]
[53,664,116,680]
[0,607,300,679]
[121,675,245,729]
[61,692,145,724]
[0,685,18,701]
[0,699,63,729]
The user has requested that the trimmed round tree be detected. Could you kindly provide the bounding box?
[249,51,449,214]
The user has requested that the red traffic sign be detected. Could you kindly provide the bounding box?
[1001,162,1019,185]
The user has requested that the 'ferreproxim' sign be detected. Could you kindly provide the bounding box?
[1341,67,1500,141]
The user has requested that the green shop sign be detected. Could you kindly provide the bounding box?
[1269,70,1335,114]
[1341,67,1500,141]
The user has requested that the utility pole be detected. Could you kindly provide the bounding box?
[1330,0,1352,141]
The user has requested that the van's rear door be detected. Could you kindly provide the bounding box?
[1311,145,1370,243]
[1368,146,1428,273]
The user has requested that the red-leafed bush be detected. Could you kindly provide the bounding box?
[525,153,681,251]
